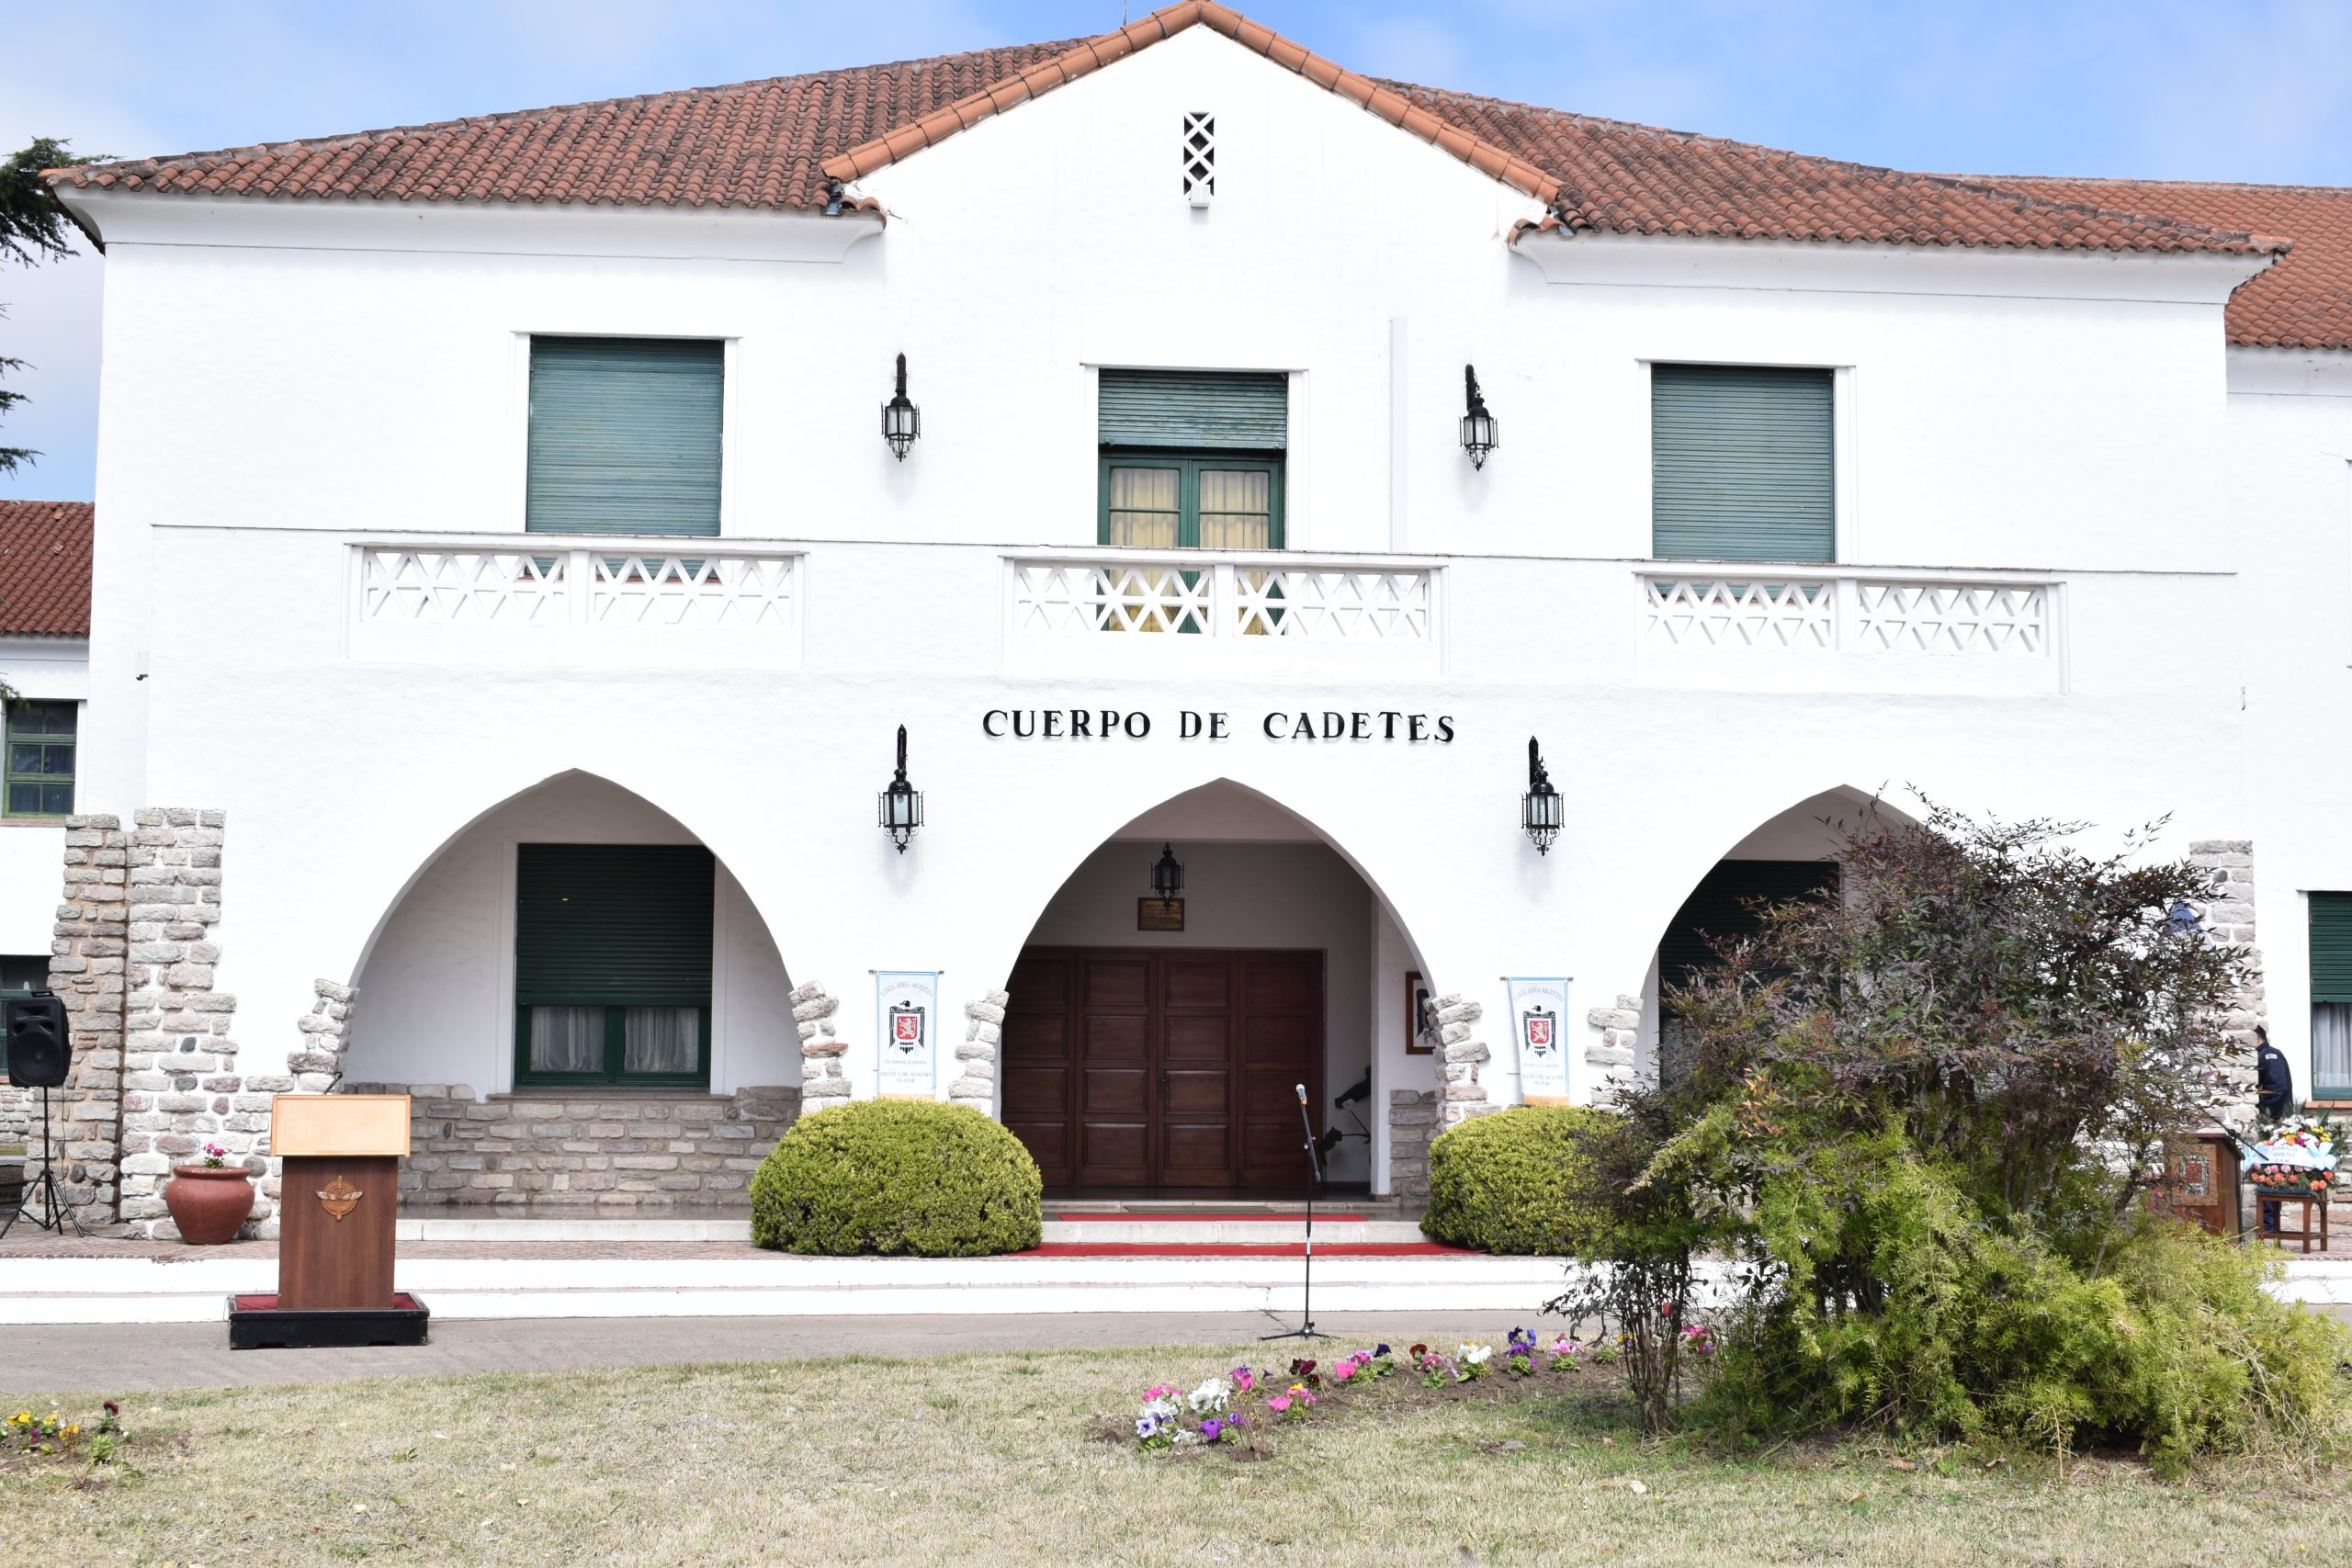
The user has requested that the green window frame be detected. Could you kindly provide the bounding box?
[4,700,76,818]
[1096,453,1285,549]
[1651,363,1836,564]
[2307,893,2352,1099]
[526,336,724,537]
[513,843,715,1089]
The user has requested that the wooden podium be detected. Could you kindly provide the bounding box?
[228,1094,427,1348]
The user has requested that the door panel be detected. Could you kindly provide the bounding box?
[1077,956,1153,1189]
[1238,953,1324,1190]
[1008,946,1322,1193]
[1001,955,1076,1189]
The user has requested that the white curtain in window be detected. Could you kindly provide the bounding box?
[2313,1004,2352,1094]
[1107,467,1181,547]
[1197,468,1270,549]
[529,1006,603,1074]
[625,1007,699,1075]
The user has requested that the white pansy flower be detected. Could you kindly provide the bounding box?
[1187,1377,1230,1414]
[1460,1343,1493,1366]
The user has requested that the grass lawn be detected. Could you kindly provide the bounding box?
[4,1338,2348,1567]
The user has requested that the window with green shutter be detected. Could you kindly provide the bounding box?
[1652,364,1835,563]
[1098,370,1286,549]
[1657,860,1841,998]
[527,337,723,536]
[4,700,75,818]
[513,843,715,1087]
[2308,894,2352,1098]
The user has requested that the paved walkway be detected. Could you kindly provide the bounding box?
[0,1312,1538,1397]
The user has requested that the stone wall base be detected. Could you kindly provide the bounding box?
[347,1083,801,1211]
[1387,1088,1437,1203]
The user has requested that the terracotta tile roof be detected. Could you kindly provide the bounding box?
[0,501,93,638]
[45,1,2277,266]
[1990,178,2351,349]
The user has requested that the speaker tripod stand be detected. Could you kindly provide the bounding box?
[2,1085,89,1240]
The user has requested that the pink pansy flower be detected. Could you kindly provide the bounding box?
[1267,1395,1292,1414]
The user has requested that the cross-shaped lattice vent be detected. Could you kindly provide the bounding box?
[1182,111,1215,205]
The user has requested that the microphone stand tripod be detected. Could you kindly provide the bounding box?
[1261,1082,1328,1341]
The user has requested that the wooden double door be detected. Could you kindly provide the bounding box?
[1003,947,1323,1193]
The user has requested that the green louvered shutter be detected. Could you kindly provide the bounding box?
[1658,861,1840,997]
[1100,370,1288,449]
[1652,364,1835,562]
[2309,895,2352,1004]
[527,338,723,536]
[514,844,714,1008]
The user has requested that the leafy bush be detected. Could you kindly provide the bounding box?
[751,1100,1041,1257]
[1557,800,2352,1461]
[1421,1104,1614,1255]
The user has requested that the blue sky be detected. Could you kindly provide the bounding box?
[5,0,2347,502]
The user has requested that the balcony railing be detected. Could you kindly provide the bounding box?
[349,540,801,667]
[1638,568,2064,693]
[1004,553,1440,674]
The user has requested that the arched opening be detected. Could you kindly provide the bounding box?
[998,778,1434,1200]
[344,771,800,1213]
[1640,786,1915,1078]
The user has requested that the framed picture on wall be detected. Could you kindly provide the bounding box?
[1405,971,1440,1055]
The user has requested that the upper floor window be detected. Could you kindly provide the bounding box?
[1651,364,1834,563]
[527,337,723,537]
[1099,369,1287,550]
[4,700,75,818]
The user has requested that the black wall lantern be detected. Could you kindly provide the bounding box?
[1521,736,1561,855]
[1149,842,1186,908]
[878,724,923,852]
[1460,364,1498,469]
[881,352,922,461]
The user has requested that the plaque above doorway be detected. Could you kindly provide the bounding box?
[1137,897,1185,932]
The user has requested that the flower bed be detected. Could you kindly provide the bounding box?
[1107,1327,1693,1458]
[2,1401,128,1471]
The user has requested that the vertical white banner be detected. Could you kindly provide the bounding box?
[874,971,942,1100]
[1505,976,1572,1104]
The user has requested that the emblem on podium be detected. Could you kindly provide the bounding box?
[318,1174,363,1222]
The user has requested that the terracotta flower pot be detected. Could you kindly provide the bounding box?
[164,1165,255,1245]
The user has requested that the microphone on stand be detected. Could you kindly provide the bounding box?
[1261,1082,1326,1340]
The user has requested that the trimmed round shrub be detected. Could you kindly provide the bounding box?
[751,1100,1042,1257]
[1421,1104,1613,1255]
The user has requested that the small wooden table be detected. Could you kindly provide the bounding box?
[2255,1190,2330,1254]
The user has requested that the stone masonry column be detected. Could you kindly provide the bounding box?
[1585,993,1644,1104]
[116,809,274,1240]
[46,814,131,1224]
[1433,993,1490,1128]
[2189,840,2267,1132]
[952,991,1008,1113]
[792,981,848,1107]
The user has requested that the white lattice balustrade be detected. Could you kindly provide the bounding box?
[1643,571,2050,659]
[353,542,801,667]
[1643,578,1832,649]
[1852,581,2046,655]
[1010,556,1434,645]
[359,545,797,632]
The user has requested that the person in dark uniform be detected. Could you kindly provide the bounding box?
[2254,1025,2294,1235]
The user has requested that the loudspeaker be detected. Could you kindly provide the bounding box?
[5,995,69,1089]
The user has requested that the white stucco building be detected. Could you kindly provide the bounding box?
[14,3,2350,1230]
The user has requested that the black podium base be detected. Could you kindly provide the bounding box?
[228,1292,429,1349]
